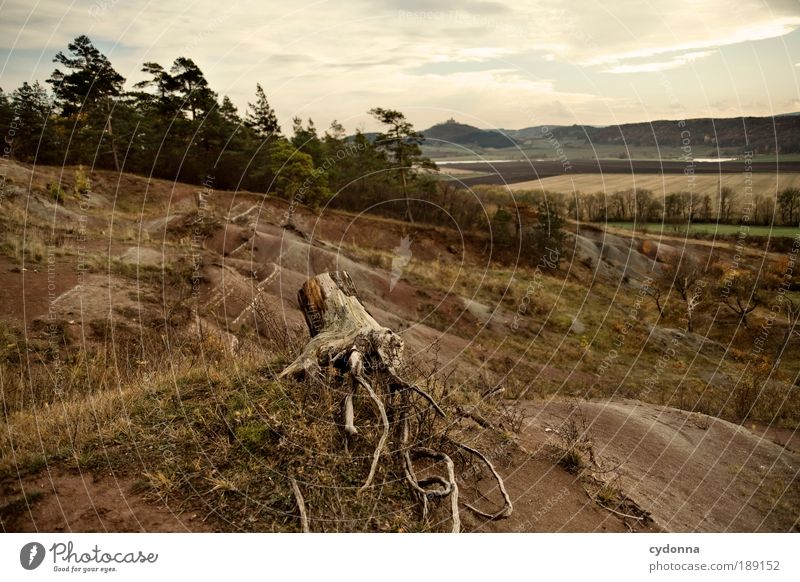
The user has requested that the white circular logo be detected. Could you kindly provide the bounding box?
[20,542,46,570]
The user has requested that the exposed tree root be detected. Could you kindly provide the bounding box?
[451,440,513,520]
[280,271,513,532]
[456,405,496,430]
[289,475,310,533]
[344,392,357,436]
[594,500,645,522]
[401,413,452,523]
[351,351,390,493]
[410,447,460,533]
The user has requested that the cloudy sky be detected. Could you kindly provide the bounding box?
[1,0,799,132]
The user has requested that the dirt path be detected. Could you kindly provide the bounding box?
[519,398,800,532]
[1,468,214,533]
[462,450,658,532]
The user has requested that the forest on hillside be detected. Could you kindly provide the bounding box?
[0,35,450,220]
[541,117,800,155]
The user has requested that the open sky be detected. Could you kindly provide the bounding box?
[1,0,799,132]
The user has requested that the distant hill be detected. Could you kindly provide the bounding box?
[420,114,800,155]
[550,115,800,154]
[421,118,517,148]
[502,125,564,141]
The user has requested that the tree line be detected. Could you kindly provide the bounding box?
[0,35,442,214]
[566,187,800,226]
[0,35,570,269]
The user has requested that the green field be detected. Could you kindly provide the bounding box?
[604,221,800,238]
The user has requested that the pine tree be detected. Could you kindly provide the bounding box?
[47,35,125,169]
[0,88,15,161]
[0,88,10,121]
[219,96,242,125]
[246,84,281,140]
[291,117,322,165]
[47,35,124,115]
[133,62,179,115]
[271,139,330,225]
[10,82,54,161]
[169,57,216,120]
[368,107,436,221]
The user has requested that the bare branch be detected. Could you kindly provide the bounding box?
[451,440,513,520]
[289,475,310,533]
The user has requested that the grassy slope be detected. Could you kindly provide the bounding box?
[606,222,800,237]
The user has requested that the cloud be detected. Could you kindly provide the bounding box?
[0,0,798,129]
[370,0,511,15]
[582,15,800,66]
[602,51,716,74]
[428,46,514,63]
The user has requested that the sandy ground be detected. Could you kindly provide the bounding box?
[1,469,213,533]
[0,255,82,325]
[520,398,799,532]
[462,450,658,533]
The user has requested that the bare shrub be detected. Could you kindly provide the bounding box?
[552,406,594,473]
[246,295,306,363]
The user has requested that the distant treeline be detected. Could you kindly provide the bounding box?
[469,183,799,234]
[564,188,800,226]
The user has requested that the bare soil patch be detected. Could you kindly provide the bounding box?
[1,468,215,532]
[520,398,800,532]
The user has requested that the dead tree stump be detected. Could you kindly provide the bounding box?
[280,271,511,532]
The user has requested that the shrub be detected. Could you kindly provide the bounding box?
[554,406,593,474]
[733,358,771,422]
[74,165,90,196]
[49,182,66,204]
[559,448,584,473]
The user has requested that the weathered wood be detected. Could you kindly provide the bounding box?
[279,271,392,380]
[289,475,310,533]
[280,271,512,532]
[451,440,513,520]
[296,271,364,337]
